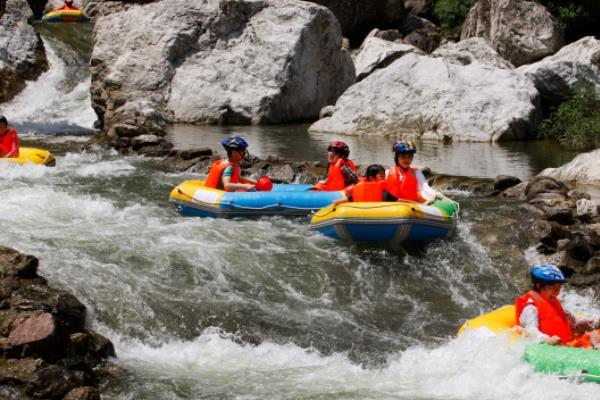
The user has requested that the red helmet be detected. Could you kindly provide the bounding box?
[327,141,350,158]
[256,176,273,192]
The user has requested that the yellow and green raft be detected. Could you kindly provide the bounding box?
[309,199,459,247]
[2,148,56,167]
[460,306,600,383]
[42,10,89,23]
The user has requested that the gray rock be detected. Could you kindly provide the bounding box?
[0,0,48,102]
[432,38,514,69]
[399,14,441,53]
[404,0,434,16]
[0,247,38,279]
[461,0,563,67]
[0,358,45,385]
[493,175,521,192]
[525,176,569,200]
[566,234,595,263]
[366,28,403,43]
[500,181,527,199]
[91,0,355,140]
[518,37,600,102]
[354,36,424,80]
[63,386,101,400]
[309,52,540,141]
[577,198,598,218]
[83,0,157,17]
[319,105,336,119]
[539,149,600,185]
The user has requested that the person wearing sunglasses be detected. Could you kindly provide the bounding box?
[204,136,256,192]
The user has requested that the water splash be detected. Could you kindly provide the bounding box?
[0,35,96,133]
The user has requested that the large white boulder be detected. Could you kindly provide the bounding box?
[432,37,514,69]
[0,0,47,103]
[354,36,424,81]
[309,53,541,141]
[91,0,355,137]
[518,36,600,101]
[461,0,563,67]
[540,149,600,185]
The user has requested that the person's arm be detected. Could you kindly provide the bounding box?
[221,166,255,192]
[6,130,19,158]
[341,163,359,186]
[519,304,562,344]
[415,170,441,204]
[567,311,600,333]
[239,176,257,185]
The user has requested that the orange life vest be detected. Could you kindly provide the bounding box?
[204,159,240,190]
[515,290,572,343]
[386,166,420,202]
[0,128,19,158]
[315,159,357,191]
[351,181,385,202]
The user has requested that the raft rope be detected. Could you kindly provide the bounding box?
[312,196,460,219]
[176,188,331,211]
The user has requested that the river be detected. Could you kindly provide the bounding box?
[0,23,599,400]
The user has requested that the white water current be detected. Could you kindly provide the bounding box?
[1,36,96,132]
[2,148,600,399]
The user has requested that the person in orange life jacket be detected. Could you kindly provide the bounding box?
[204,137,256,192]
[515,264,600,345]
[58,0,80,10]
[385,140,441,204]
[313,141,359,191]
[333,164,392,206]
[0,116,19,158]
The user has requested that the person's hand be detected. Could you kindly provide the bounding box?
[246,184,256,192]
[543,335,562,345]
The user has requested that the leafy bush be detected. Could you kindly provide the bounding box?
[534,0,600,42]
[433,0,476,35]
[539,85,600,151]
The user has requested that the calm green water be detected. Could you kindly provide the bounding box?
[167,124,579,180]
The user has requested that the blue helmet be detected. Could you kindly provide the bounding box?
[530,264,566,284]
[221,136,249,152]
[393,140,417,154]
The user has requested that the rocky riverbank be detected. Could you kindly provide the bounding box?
[0,247,116,400]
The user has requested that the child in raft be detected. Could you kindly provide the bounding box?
[516,264,600,348]
[204,136,256,192]
[333,164,392,206]
[386,140,442,204]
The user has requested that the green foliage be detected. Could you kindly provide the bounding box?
[433,0,476,35]
[534,0,600,42]
[540,86,600,151]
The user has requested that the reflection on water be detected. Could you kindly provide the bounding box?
[167,124,579,179]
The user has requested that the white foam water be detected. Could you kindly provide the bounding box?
[0,37,96,131]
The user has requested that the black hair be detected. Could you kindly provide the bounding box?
[365,164,385,179]
[0,116,7,125]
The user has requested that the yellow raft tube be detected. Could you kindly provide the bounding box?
[2,148,56,167]
[309,199,458,247]
[458,305,516,335]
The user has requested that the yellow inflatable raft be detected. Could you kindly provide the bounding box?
[458,305,516,335]
[42,9,89,23]
[309,199,458,247]
[2,148,56,167]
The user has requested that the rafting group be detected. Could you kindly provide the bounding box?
[169,136,459,246]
